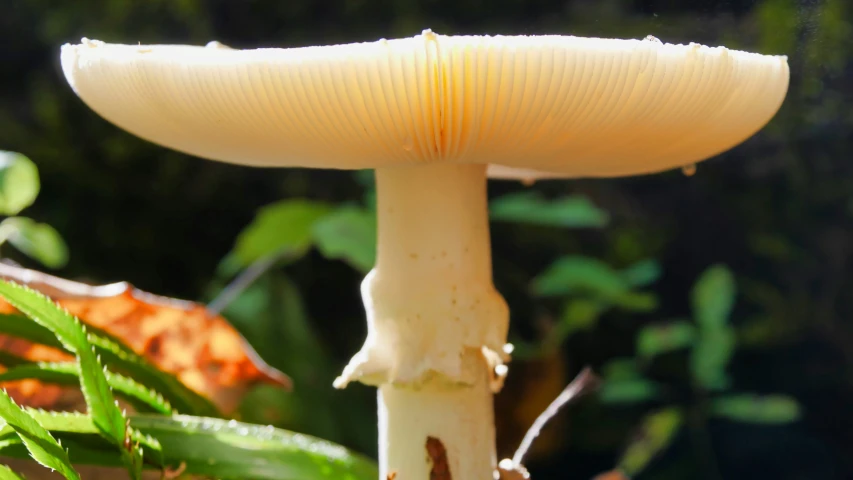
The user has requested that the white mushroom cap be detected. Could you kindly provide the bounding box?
[61,30,789,179]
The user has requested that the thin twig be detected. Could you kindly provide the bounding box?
[207,254,281,314]
[511,367,600,466]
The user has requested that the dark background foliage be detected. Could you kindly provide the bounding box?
[1,0,852,478]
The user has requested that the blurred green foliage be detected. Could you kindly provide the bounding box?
[0,151,40,216]
[491,192,611,228]
[0,152,68,268]
[618,408,683,478]
[592,266,799,477]
[1,0,851,478]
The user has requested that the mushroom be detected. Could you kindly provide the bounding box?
[59,31,789,480]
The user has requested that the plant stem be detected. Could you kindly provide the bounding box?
[689,400,723,480]
[511,367,597,466]
[336,163,510,480]
[207,253,281,314]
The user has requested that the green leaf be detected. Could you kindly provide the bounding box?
[0,437,123,470]
[0,388,80,480]
[599,358,658,404]
[618,408,683,476]
[135,415,378,479]
[231,200,332,266]
[0,313,219,417]
[0,281,134,473]
[552,299,607,343]
[0,351,33,368]
[2,413,378,480]
[20,438,128,468]
[612,291,658,312]
[0,429,22,450]
[601,358,643,381]
[15,411,96,433]
[0,362,172,415]
[691,265,736,330]
[0,151,39,216]
[711,394,801,424]
[599,379,659,404]
[490,191,609,228]
[533,257,656,311]
[0,464,25,479]
[0,314,61,348]
[620,259,662,288]
[637,321,697,359]
[312,206,376,273]
[0,217,68,269]
[17,411,162,467]
[130,429,163,467]
[532,256,628,298]
[690,326,736,391]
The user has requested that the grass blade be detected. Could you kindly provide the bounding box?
[0,388,79,480]
[136,415,378,480]
[0,351,32,368]
[0,281,139,477]
[0,314,61,349]
[18,411,162,467]
[0,363,172,414]
[86,335,219,417]
[0,463,26,479]
[0,413,378,480]
[0,313,218,417]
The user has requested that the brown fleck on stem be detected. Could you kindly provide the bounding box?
[426,436,452,480]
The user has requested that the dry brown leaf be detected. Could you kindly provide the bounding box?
[0,262,290,414]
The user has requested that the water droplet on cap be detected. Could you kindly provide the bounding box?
[206,41,231,49]
[643,35,662,44]
[682,163,697,176]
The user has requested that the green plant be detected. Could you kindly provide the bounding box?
[592,265,801,478]
[519,255,661,357]
[0,151,68,269]
[0,280,378,479]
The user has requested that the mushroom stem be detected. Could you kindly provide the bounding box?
[379,349,496,480]
[337,163,509,480]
